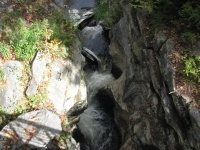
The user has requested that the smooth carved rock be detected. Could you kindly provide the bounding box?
[157,39,175,92]
[67,100,87,118]
[46,39,83,113]
[109,3,200,149]
[153,31,167,51]
[47,59,82,112]
[47,61,69,112]
[82,47,102,71]
[161,84,186,145]
[188,106,200,149]
[0,109,61,149]
[0,61,23,113]
[78,13,94,30]
[81,25,109,57]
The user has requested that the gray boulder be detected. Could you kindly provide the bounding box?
[26,51,47,96]
[0,109,61,149]
[0,61,23,113]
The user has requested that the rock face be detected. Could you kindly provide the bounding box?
[81,25,109,57]
[108,2,200,150]
[0,0,88,149]
[26,51,47,96]
[0,109,61,149]
[0,61,23,113]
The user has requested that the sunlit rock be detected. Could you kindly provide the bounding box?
[0,61,23,113]
[0,109,61,149]
[26,51,47,96]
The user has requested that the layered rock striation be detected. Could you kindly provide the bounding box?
[107,1,200,150]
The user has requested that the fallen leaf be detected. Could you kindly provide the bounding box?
[5,131,19,144]
[25,127,36,140]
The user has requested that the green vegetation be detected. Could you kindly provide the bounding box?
[13,89,48,115]
[0,41,10,59]
[130,0,155,12]
[182,54,200,82]
[0,0,76,132]
[0,106,7,129]
[128,1,200,87]
[95,0,200,93]
[94,0,122,27]
[27,90,47,109]
[128,1,200,31]
[0,69,5,81]
[9,19,49,60]
[0,0,77,61]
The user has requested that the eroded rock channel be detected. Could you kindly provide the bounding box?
[71,10,120,150]
[1,0,200,150]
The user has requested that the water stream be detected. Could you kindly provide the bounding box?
[78,71,119,150]
[68,1,119,149]
[67,0,96,12]
[78,23,119,150]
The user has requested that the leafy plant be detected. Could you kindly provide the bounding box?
[94,0,122,27]
[48,10,77,46]
[9,19,49,60]
[130,0,155,13]
[0,106,6,128]
[181,32,199,44]
[27,90,47,110]
[179,1,200,30]
[0,69,5,81]
[59,134,68,141]
[182,54,200,82]
[0,41,10,59]
[1,0,77,61]
[0,0,78,132]
[14,102,27,114]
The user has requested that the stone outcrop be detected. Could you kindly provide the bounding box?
[108,1,200,150]
[0,109,61,149]
[0,61,23,113]
[81,25,109,57]
[26,51,47,96]
[82,47,102,71]
[0,1,86,149]
[1,0,199,149]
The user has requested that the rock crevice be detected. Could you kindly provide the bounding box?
[108,2,200,150]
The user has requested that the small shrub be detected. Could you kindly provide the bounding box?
[1,1,77,61]
[48,10,77,46]
[94,0,122,27]
[179,1,200,30]
[9,19,50,60]
[181,32,200,45]
[182,54,200,82]
[27,90,47,110]
[130,0,155,13]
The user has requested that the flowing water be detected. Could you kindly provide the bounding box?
[78,25,119,150]
[78,72,119,150]
[67,0,96,12]
[68,1,119,149]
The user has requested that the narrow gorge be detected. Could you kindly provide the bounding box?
[0,0,200,150]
